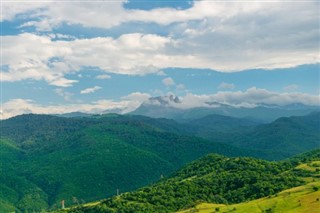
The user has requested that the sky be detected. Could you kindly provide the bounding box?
[1,0,319,119]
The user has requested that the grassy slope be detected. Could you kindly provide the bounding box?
[179,160,320,213]
[59,152,320,213]
[179,182,320,213]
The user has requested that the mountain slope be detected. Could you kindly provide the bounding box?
[61,150,320,213]
[179,181,320,213]
[1,113,319,211]
[179,153,320,213]
[186,112,320,160]
[0,114,258,212]
[231,112,320,157]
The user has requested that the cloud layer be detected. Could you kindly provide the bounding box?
[2,88,319,119]
[1,1,318,118]
[1,1,319,87]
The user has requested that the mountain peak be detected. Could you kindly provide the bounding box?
[145,95,181,106]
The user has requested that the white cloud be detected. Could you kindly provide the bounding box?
[2,88,319,119]
[96,74,111,80]
[122,92,151,102]
[80,86,102,94]
[1,33,78,87]
[120,92,152,113]
[162,77,175,87]
[2,1,305,30]
[156,87,320,109]
[1,33,172,86]
[284,84,299,92]
[218,82,235,90]
[0,98,131,120]
[1,92,151,119]
[1,2,319,86]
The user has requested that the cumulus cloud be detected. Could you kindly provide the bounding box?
[1,33,78,87]
[154,87,320,109]
[218,82,235,90]
[2,88,319,119]
[1,33,171,86]
[122,92,151,102]
[4,1,317,31]
[0,98,130,120]
[1,1,319,86]
[162,77,175,87]
[80,86,102,94]
[1,92,151,119]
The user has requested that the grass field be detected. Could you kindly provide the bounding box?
[178,181,320,213]
[178,160,320,213]
[55,158,320,213]
[296,161,320,172]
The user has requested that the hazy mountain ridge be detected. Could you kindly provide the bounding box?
[187,111,320,159]
[131,95,319,122]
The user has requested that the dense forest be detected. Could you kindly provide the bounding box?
[0,112,319,212]
[60,149,320,212]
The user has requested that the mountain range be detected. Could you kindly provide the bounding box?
[130,95,319,122]
[0,110,319,212]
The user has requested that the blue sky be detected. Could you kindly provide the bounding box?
[1,0,319,118]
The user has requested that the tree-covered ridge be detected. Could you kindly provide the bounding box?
[178,181,320,213]
[1,113,319,212]
[0,114,257,212]
[62,150,320,213]
[187,111,320,160]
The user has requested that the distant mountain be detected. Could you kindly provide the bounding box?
[131,95,319,122]
[230,112,320,157]
[62,149,320,212]
[186,112,320,159]
[189,114,260,132]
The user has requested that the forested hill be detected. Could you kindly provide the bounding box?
[60,149,320,213]
[1,113,319,212]
[184,111,320,159]
[0,114,259,212]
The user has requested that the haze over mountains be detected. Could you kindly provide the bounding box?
[48,94,319,123]
[130,95,319,122]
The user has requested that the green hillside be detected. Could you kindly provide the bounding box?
[60,150,320,213]
[233,112,320,154]
[188,112,320,160]
[0,114,257,212]
[179,158,320,213]
[178,181,320,213]
[1,113,319,212]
